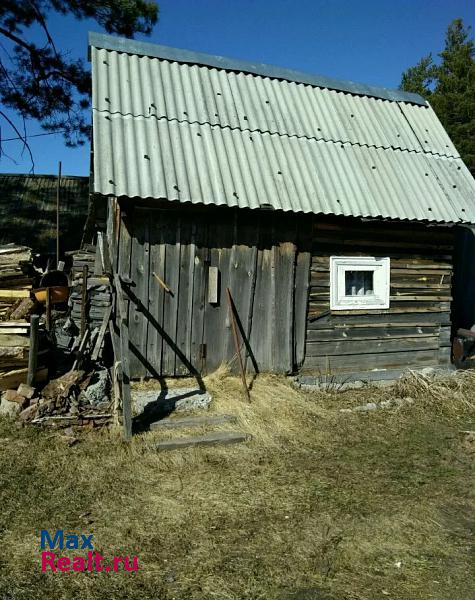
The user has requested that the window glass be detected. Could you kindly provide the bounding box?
[345,270,374,296]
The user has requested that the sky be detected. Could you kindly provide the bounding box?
[1,0,474,176]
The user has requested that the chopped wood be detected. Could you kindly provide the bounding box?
[0,289,30,299]
[8,297,36,320]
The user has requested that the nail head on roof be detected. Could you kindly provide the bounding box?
[428,207,432,211]
[277,171,282,175]
[144,154,150,160]
[372,165,376,169]
[453,184,457,188]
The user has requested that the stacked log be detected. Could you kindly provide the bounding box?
[0,321,47,390]
[0,244,35,320]
[68,245,112,361]
[0,245,43,389]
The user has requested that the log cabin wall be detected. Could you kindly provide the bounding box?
[303,217,454,374]
[106,198,312,378]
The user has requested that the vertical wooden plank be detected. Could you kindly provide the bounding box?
[274,238,296,372]
[203,211,235,372]
[147,212,167,377]
[190,215,208,374]
[225,209,259,371]
[293,215,312,369]
[114,274,132,441]
[27,315,39,386]
[128,211,150,379]
[161,216,181,375]
[175,216,195,375]
[249,214,274,372]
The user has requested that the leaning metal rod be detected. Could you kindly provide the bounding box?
[225,287,251,402]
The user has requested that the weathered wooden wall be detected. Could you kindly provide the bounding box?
[303,217,453,373]
[107,199,311,378]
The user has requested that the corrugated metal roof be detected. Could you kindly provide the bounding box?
[89,32,426,105]
[90,34,475,224]
[0,174,89,253]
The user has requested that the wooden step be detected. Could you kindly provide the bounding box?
[152,431,252,451]
[150,414,237,431]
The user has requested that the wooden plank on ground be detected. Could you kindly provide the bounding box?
[150,414,237,430]
[153,430,252,451]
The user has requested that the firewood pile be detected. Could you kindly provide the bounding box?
[68,244,112,361]
[0,244,36,320]
[0,241,116,431]
[0,244,45,390]
[0,368,113,429]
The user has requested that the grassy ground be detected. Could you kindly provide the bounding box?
[0,368,474,599]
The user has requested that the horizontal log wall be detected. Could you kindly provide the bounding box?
[303,217,454,373]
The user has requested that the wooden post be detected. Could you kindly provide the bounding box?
[226,288,251,402]
[56,161,62,267]
[45,287,51,331]
[81,264,88,338]
[27,315,39,386]
[114,273,133,441]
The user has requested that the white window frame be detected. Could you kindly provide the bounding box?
[330,256,390,310]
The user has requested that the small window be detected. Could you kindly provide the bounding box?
[330,256,390,310]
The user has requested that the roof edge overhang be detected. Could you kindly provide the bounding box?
[94,192,469,227]
[88,31,427,107]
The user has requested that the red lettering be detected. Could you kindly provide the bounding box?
[123,556,139,572]
[41,551,57,572]
[57,556,71,572]
[93,553,104,572]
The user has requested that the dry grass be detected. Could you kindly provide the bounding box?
[0,369,474,599]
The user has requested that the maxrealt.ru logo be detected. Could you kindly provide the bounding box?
[40,530,138,572]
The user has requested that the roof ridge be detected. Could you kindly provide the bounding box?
[88,31,427,107]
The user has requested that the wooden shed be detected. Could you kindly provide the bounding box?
[88,33,475,381]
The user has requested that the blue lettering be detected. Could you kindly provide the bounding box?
[40,529,63,550]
